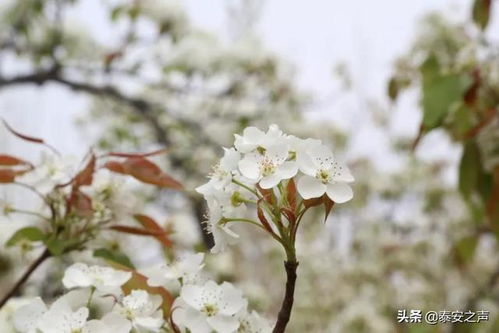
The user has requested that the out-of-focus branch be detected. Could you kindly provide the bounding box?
[450,265,499,333]
[0,68,215,248]
[0,248,51,309]
[0,67,171,146]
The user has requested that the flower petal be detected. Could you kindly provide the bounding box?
[220,148,241,171]
[308,144,335,169]
[219,282,245,315]
[13,298,47,332]
[207,315,240,333]
[297,152,316,176]
[238,154,260,180]
[180,285,204,311]
[278,161,298,179]
[326,183,353,203]
[333,164,355,183]
[297,176,326,199]
[184,307,212,333]
[259,174,281,189]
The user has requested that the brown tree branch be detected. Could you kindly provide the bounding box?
[0,248,51,309]
[273,260,299,333]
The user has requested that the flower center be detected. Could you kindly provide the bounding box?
[238,319,251,332]
[123,308,135,320]
[201,303,218,317]
[316,169,331,184]
[210,163,228,181]
[259,157,276,177]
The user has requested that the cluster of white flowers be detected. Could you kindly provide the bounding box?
[197,124,354,253]
[10,253,270,333]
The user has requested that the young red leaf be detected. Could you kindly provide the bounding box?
[257,201,274,233]
[67,190,93,217]
[134,214,173,248]
[109,262,174,317]
[2,119,44,144]
[74,154,96,188]
[105,148,168,158]
[0,169,25,183]
[0,154,31,167]
[2,119,59,154]
[257,185,275,205]
[280,207,296,224]
[303,196,323,208]
[103,161,127,174]
[123,157,183,189]
[287,178,297,211]
[322,196,335,222]
[110,225,164,236]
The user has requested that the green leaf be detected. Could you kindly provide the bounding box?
[472,0,492,30]
[110,6,123,21]
[6,227,45,247]
[420,56,471,129]
[455,236,478,263]
[94,248,135,269]
[387,77,399,101]
[459,141,482,199]
[45,238,66,256]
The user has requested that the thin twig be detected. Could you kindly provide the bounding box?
[0,248,51,309]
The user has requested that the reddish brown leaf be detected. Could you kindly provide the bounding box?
[464,108,497,139]
[110,263,174,317]
[134,214,173,248]
[103,161,127,174]
[286,178,297,211]
[0,169,16,183]
[257,185,275,205]
[464,69,481,107]
[123,157,183,189]
[323,196,335,222]
[257,202,273,233]
[303,196,323,208]
[0,168,31,183]
[110,225,164,236]
[2,119,59,154]
[0,154,31,166]
[74,154,96,187]
[104,157,183,190]
[411,124,425,152]
[68,190,93,217]
[106,148,168,158]
[2,119,44,144]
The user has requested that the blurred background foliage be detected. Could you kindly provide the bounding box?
[0,0,498,332]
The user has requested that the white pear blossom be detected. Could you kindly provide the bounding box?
[238,144,297,189]
[84,313,132,333]
[62,263,132,294]
[142,252,205,290]
[113,290,164,332]
[17,153,75,194]
[205,199,240,253]
[196,148,241,195]
[174,281,245,333]
[235,303,272,333]
[234,124,285,153]
[13,298,47,333]
[297,144,354,203]
[36,298,90,333]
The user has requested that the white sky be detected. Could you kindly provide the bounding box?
[1,0,497,177]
